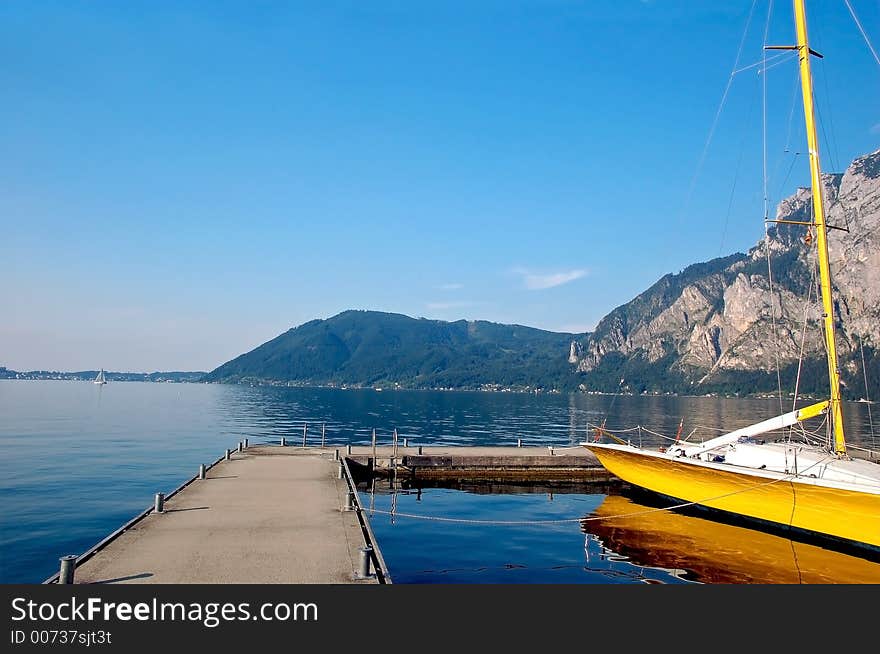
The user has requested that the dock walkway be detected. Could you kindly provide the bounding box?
[58,444,612,585]
[72,447,376,584]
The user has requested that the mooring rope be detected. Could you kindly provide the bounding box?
[365,457,832,526]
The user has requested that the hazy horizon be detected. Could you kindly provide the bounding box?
[3,307,593,372]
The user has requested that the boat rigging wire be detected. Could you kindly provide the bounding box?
[733,50,795,75]
[844,0,880,68]
[858,336,877,446]
[761,0,787,415]
[364,455,834,526]
[679,0,760,226]
[766,70,802,205]
[790,263,819,425]
[761,0,774,227]
[718,71,759,256]
[809,6,843,175]
[763,216,785,415]
[586,418,830,450]
[774,148,802,205]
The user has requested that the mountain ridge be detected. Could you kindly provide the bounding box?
[206,148,880,398]
[203,309,580,391]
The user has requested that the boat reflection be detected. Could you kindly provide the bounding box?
[585,493,880,584]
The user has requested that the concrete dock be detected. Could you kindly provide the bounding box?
[345,445,610,482]
[53,444,612,585]
[69,447,381,584]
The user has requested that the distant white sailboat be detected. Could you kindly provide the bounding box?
[94,369,107,385]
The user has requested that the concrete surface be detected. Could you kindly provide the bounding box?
[73,447,376,584]
[344,445,610,481]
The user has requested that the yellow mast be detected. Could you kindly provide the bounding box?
[793,0,846,455]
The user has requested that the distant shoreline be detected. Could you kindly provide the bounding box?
[2,376,847,403]
[0,370,206,383]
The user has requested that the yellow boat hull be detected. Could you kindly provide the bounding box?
[584,444,880,551]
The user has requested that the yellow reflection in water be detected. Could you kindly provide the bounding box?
[587,494,880,584]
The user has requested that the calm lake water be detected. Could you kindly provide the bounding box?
[2,380,879,584]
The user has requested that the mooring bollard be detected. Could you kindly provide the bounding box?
[344,491,355,511]
[244,438,248,448]
[154,492,165,513]
[549,446,555,456]
[346,444,352,455]
[302,423,308,447]
[517,439,523,448]
[338,462,344,479]
[59,555,77,584]
[404,438,409,448]
[417,445,422,455]
[321,423,326,448]
[281,436,286,447]
[199,464,206,480]
[334,449,339,461]
[225,448,231,460]
[358,546,373,578]
[237,441,242,452]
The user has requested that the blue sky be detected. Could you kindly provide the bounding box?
[3,1,879,372]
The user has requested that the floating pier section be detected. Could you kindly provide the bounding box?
[45,437,610,585]
[46,445,389,585]
[345,445,609,482]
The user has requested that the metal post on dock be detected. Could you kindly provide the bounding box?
[302,423,308,448]
[244,438,248,448]
[417,445,422,455]
[404,438,409,448]
[154,492,165,514]
[237,441,242,452]
[334,448,339,461]
[347,444,352,455]
[321,423,326,448]
[58,555,77,584]
[199,464,206,480]
[393,428,398,457]
[548,446,555,456]
[338,461,344,479]
[344,491,355,511]
[225,448,231,460]
[357,546,373,579]
[372,428,377,466]
[281,436,286,447]
[517,438,523,448]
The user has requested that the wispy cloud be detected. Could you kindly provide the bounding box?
[425,300,477,311]
[555,323,595,335]
[436,283,463,291]
[871,123,880,135]
[511,267,588,290]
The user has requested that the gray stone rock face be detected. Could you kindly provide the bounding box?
[572,148,880,392]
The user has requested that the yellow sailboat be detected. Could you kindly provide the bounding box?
[582,0,880,554]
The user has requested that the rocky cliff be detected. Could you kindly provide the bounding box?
[571,148,880,398]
